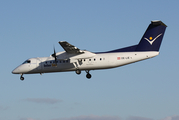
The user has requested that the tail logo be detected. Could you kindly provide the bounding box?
[144,33,162,45]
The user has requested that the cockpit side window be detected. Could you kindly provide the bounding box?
[22,60,31,64]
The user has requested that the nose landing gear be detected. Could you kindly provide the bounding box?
[20,74,24,81]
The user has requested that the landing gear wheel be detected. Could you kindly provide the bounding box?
[86,73,92,79]
[20,77,24,80]
[20,74,24,81]
[76,69,81,75]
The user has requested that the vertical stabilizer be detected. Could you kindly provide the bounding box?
[136,21,167,51]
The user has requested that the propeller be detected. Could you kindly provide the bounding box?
[52,47,57,64]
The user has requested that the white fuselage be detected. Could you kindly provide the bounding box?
[12,51,159,74]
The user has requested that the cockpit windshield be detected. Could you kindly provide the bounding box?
[22,60,31,64]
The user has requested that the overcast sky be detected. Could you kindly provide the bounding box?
[1,0,179,120]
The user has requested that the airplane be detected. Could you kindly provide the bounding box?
[12,20,167,80]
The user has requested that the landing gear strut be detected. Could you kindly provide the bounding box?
[85,70,92,79]
[20,74,24,81]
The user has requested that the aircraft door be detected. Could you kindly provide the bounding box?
[36,58,42,70]
[109,55,117,66]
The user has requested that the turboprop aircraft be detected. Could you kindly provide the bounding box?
[12,20,167,80]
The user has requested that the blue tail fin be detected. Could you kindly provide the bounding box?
[136,21,167,51]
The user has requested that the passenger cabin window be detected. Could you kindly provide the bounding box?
[22,60,31,64]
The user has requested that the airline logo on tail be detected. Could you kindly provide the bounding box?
[144,33,163,45]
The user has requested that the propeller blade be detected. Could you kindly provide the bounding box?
[52,47,57,63]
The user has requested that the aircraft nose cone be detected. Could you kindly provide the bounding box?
[12,68,20,74]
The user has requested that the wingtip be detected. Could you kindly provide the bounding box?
[59,41,66,43]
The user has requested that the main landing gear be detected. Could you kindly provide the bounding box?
[20,74,24,81]
[75,70,92,79]
[75,69,81,75]
[85,70,92,79]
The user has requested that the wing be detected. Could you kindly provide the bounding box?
[57,41,96,61]
[59,41,84,54]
